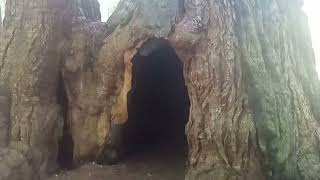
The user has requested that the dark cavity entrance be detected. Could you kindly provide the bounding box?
[124,38,190,178]
[57,76,74,170]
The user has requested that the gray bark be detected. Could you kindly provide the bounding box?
[0,0,319,180]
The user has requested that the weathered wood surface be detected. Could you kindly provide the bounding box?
[0,0,319,180]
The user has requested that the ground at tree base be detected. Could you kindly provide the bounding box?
[47,146,186,180]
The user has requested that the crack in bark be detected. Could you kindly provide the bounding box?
[0,29,16,73]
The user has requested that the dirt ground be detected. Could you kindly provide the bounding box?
[47,146,186,180]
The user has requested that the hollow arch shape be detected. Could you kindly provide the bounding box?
[111,37,191,126]
[126,37,190,151]
[108,37,191,162]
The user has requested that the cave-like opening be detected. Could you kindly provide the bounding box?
[57,76,74,170]
[124,38,190,174]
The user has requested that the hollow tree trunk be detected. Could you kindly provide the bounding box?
[99,0,320,179]
[0,0,320,180]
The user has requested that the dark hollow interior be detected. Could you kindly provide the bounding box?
[124,39,190,159]
[57,76,74,170]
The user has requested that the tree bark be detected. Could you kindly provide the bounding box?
[0,0,319,180]
[0,0,72,178]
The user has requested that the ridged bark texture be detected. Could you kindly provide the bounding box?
[0,0,70,178]
[0,0,102,179]
[0,0,319,180]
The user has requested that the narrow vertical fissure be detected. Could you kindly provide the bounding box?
[57,75,74,170]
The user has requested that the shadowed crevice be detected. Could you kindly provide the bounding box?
[124,38,190,165]
[57,75,74,170]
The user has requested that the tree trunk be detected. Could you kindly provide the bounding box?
[0,0,319,180]
[0,0,72,178]
[0,0,102,179]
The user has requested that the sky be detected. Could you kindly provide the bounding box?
[99,0,120,21]
[303,0,320,77]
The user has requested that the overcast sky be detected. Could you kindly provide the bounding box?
[99,0,120,21]
[303,0,320,77]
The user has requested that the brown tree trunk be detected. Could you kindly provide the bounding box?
[0,0,72,178]
[0,0,102,178]
[0,0,320,180]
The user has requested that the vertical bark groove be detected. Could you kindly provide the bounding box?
[0,0,319,180]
